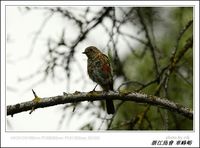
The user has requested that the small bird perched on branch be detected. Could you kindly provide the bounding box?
[83,46,115,114]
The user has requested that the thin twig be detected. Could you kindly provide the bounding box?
[137,8,159,78]
[27,12,54,58]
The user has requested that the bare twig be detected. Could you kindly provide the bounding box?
[27,12,54,58]
[62,7,112,86]
[137,8,159,78]
[172,20,193,58]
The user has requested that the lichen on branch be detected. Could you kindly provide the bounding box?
[7,91,193,120]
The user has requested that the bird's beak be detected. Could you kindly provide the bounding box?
[82,51,86,54]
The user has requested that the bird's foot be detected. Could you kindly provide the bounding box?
[86,89,101,102]
[92,84,98,92]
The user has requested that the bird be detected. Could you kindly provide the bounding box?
[83,46,115,114]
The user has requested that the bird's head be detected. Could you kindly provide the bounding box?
[82,46,101,59]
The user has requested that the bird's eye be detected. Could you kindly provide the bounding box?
[89,48,93,52]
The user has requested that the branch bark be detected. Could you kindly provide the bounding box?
[7,91,193,119]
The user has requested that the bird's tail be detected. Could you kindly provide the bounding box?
[104,83,115,114]
[106,99,115,114]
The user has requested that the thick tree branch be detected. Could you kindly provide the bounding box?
[7,91,193,119]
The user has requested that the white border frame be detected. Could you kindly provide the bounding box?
[1,1,199,147]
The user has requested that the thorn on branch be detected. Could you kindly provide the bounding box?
[32,89,38,98]
[30,89,42,114]
[29,107,35,114]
